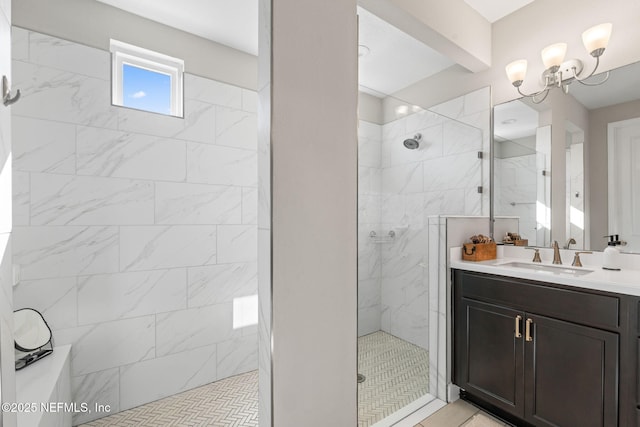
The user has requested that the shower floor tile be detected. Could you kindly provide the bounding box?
[80,331,428,426]
[358,331,429,427]
[80,370,258,427]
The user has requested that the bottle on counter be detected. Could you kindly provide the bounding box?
[602,234,622,271]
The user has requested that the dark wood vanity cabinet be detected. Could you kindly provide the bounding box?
[453,269,640,427]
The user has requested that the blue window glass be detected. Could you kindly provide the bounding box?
[122,64,172,115]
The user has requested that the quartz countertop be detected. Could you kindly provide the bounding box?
[450,245,640,296]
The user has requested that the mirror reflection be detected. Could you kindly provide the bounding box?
[493,60,640,253]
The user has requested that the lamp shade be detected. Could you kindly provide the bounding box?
[541,43,567,70]
[582,23,612,56]
[506,60,527,85]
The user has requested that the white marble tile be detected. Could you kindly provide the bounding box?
[358,305,381,337]
[12,171,29,226]
[217,334,258,379]
[242,187,258,225]
[76,126,186,181]
[358,136,382,169]
[443,121,482,156]
[358,277,381,309]
[28,32,109,79]
[464,187,483,216]
[30,173,154,225]
[119,344,218,411]
[77,269,187,325]
[423,189,466,217]
[187,142,258,187]
[406,110,447,134]
[55,316,155,376]
[12,60,117,129]
[120,226,217,271]
[13,226,119,280]
[188,262,257,307]
[217,225,258,263]
[358,166,381,195]
[381,162,423,194]
[155,182,241,225]
[358,233,381,280]
[358,194,381,225]
[184,74,242,108]
[423,151,481,192]
[174,99,216,144]
[13,116,75,173]
[11,27,29,61]
[71,368,119,425]
[216,107,257,150]
[117,104,185,138]
[14,277,77,330]
[155,303,238,356]
[430,96,464,120]
[241,89,258,113]
[358,120,380,140]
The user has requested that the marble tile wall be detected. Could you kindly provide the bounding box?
[495,154,538,245]
[378,90,486,350]
[1,6,17,426]
[358,120,382,337]
[11,28,258,424]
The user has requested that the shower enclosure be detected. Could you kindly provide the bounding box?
[357,89,487,426]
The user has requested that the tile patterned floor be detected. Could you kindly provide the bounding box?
[79,332,433,427]
[80,370,258,427]
[357,331,429,426]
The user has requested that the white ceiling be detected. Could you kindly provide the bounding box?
[463,0,535,23]
[96,0,259,55]
[94,0,537,97]
[357,7,454,96]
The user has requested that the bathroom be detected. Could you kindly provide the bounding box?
[0,0,639,426]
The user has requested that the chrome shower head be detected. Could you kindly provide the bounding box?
[403,133,422,150]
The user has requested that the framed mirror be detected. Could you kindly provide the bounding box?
[492,60,640,253]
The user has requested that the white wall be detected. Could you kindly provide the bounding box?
[266,0,358,424]
[12,0,257,90]
[11,29,258,424]
[0,0,16,425]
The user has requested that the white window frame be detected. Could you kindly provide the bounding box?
[110,39,184,117]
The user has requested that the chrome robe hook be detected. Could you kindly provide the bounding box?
[2,75,21,106]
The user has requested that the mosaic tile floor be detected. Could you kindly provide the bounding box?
[358,331,430,426]
[80,370,258,427]
[80,331,429,426]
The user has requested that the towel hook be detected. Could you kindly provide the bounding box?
[2,75,21,107]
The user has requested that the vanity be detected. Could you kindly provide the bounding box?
[451,247,640,427]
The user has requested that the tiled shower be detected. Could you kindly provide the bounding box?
[357,88,490,423]
[11,28,258,425]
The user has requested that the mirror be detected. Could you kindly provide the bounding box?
[493,99,551,247]
[493,61,640,253]
[14,308,53,370]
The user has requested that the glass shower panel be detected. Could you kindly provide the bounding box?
[357,88,486,427]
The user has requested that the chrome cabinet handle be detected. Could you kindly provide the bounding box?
[515,315,522,338]
[525,318,534,342]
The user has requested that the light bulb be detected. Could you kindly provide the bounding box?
[582,23,612,57]
[541,43,567,72]
[505,60,527,86]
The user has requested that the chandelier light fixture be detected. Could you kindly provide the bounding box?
[505,23,613,104]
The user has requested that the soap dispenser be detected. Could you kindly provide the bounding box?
[603,235,622,271]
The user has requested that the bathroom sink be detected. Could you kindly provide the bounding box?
[499,261,594,276]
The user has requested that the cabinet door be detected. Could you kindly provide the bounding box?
[525,314,618,427]
[456,298,525,417]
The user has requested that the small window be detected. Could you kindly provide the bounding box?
[110,40,184,117]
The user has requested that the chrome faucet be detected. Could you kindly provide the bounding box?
[564,237,577,249]
[552,241,562,264]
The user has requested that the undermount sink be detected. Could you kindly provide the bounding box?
[499,261,594,276]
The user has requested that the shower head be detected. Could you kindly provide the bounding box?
[403,133,422,150]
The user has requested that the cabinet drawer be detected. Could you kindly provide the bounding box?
[458,271,619,330]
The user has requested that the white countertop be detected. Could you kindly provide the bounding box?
[450,246,640,296]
